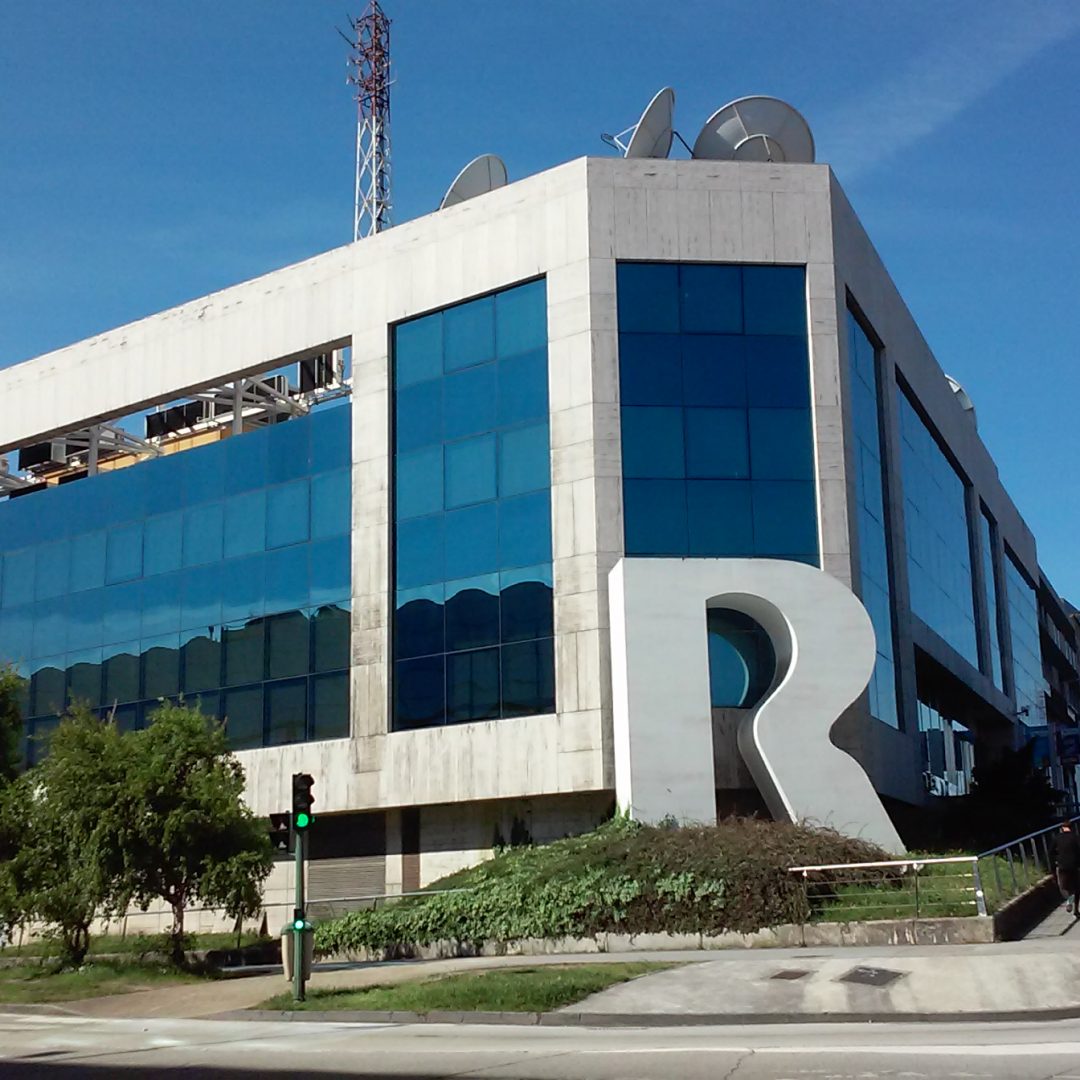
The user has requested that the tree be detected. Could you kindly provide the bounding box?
[113,703,273,964]
[0,707,128,965]
[0,664,24,787]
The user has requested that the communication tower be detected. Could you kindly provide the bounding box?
[346,1,392,239]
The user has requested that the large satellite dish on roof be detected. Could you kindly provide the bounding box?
[692,96,815,163]
[601,87,675,159]
[439,154,508,210]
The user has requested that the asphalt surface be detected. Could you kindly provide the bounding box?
[3,1013,1080,1078]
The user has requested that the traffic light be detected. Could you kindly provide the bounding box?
[268,812,292,853]
[291,773,314,832]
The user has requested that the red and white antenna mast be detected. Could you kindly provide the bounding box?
[346,1,392,240]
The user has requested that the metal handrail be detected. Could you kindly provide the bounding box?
[789,855,975,873]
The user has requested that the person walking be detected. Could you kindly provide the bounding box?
[1051,820,1080,916]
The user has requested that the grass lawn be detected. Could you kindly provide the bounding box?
[259,962,675,1014]
[0,960,207,1005]
[0,931,269,960]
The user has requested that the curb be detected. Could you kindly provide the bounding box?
[217,1005,1080,1027]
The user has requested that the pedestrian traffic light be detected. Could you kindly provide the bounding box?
[268,812,292,853]
[291,773,314,832]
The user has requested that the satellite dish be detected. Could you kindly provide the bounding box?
[439,154,508,210]
[692,96,815,163]
[601,87,675,159]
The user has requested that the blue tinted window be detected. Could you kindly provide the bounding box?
[221,554,265,624]
[141,573,182,637]
[397,447,443,522]
[447,647,500,722]
[897,387,977,667]
[687,480,753,556]
[751,481,818,558]
[396,379,442,453]
[311,671,350,739]
[502,638,555,717]
[620,407,685,479]
[392,280,553,729]
[445,575,500,652]
[498,423,549,497]
[101,582,141,647]
[396,312,443,388]
[1,548,35,608]
[395,655,446,729]
[445,435,497,509]
[445,503,499,580]
[308,403,351,473]
[620,263,815,562]
[680,265,742,334]
[681,337,746,408]
[264,544,309,613]
[106,524,143,584]
[310,469,350,539]
[748,408,815,480]
[742,265,806,335]
[499,491,551,569]
[223,492,266,558]
[144,513,184,576]
[182,503,223,567]
[66,589,103,652]
[35,541,69,601]
[444,295,495,372]
[496,280,546,358]
[266,479,310,549]
[33,599,68,662]
[265,415,310,485]
[444,364,496,441]
[309,534,350,607]
[395,584,444,660]
[847,311,899,728]
[980,512,1005,692]
[498,350,548,426]
[225,425,268,493]
[69,531,107,593]
[685,409,748,479]
[224,685,263,750]
[181,563,222,631]
[617,263,679,333]
[397,515,444,589]
[619,335,682,406]
[181,445,224,504]
[623,479,688,555]
[1005,554,1045,729]
[745,337,811,407]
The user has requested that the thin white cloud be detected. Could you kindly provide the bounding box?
[820,4,1080,180]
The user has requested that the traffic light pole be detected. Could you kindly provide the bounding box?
[293,826,305,1002]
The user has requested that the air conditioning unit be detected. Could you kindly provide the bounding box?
[299,353,337,393]
[18,439,69,471]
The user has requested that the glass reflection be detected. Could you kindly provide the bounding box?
[392,280,553,728]
[0,404,353,760]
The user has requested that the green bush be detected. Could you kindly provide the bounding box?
[315,816,888,957]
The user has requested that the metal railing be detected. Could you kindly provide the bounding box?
[974,813,1080,911]
[789,814,1080,923]
[789,855,987,922]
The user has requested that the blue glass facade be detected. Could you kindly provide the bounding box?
[1004,553,1045,728]
[0,405,352,761]
[980,510,1005,692]
[897,389,979,667]
[392,279,554,730]
[847,311,899,728]
[617,263,818,563]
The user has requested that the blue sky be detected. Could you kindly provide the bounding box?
[1,1,1078,597]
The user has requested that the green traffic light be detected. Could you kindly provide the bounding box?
[293,918,305,931]
[295,811,311,829]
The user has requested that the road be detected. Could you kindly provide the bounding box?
[3,1014,1080,1079]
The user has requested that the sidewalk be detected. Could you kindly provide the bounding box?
[17,908,1080,1024]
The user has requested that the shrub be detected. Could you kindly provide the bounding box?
[315,817,887,957]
